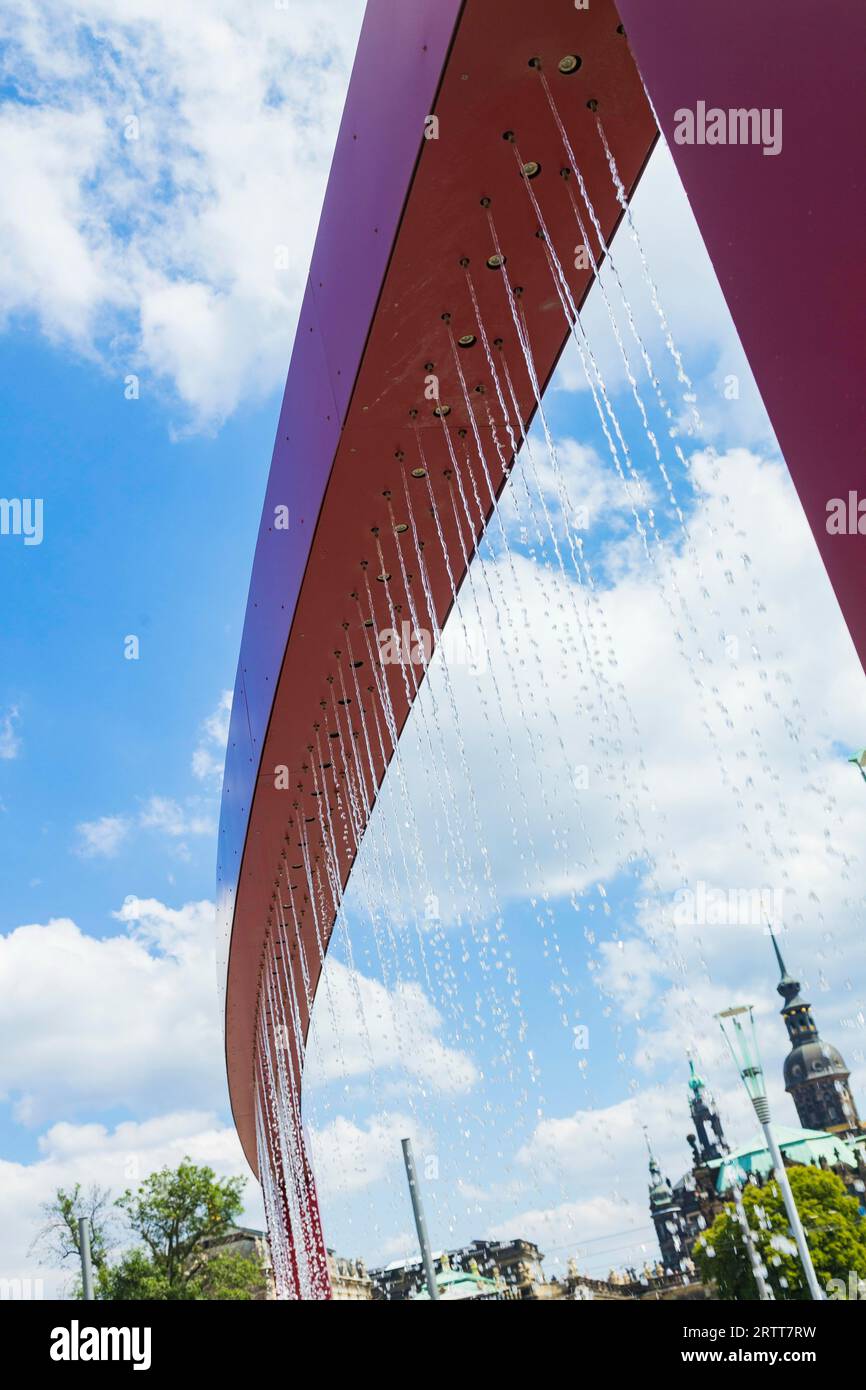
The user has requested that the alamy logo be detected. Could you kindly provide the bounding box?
[50,1320,152,1372]
[826,1272,866,1300]
[673,102,782,157]
[673,881,783,929]
[826,492,866,535]
[0,1276,43,1299]
[377,620,487,673]
[0,497,43,545]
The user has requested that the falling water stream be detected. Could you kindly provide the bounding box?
[252,64,864,1297]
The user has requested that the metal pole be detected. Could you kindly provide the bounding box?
[401,1138,439,1301]
[760,1121,823,1301]
[731,1179,772,1301]
[716,1005,823,1303]
[78,1217,94,1301]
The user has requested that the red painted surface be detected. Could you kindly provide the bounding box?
[616,0,866,669]
[219,0,657,1176]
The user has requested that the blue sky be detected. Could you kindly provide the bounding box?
[0,332,268,939]
[1,1,865,1296]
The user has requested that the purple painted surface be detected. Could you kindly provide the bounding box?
[616,0,866,670]
[217,0,464,999]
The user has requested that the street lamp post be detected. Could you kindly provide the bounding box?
[716,1005,824,1301]
[401,1138,440,1301]
[78,1217,94,1302]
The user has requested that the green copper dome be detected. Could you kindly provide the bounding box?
[710,1125,861,1193]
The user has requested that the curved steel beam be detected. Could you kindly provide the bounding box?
[218,0,657,1178]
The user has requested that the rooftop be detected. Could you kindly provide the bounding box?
[708,1125,863,1193]
[411,1268,502,1301]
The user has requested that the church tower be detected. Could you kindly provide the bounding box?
[685,1056,729,1165]
[645,1132,684,1273]
[769,928,862,1137]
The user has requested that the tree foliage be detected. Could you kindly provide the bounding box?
[97,1247,263,1301]
[31,1183,114,1284]
[114,1159,247,1291]
[694,1165,866,1300]
[36,1159,265,1301]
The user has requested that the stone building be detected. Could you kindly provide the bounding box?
[201,1228,373,1300]
[326,1250,373,1300]
[199,1225,276,1299]
[370,1237,557,1300]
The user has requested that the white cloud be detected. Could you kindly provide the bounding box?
[1,888,475,1136]
[192,689,232,783]
[75,796,214,856]
[0,0,366,428]
[138,794,214,838]
[310,1111,430,1200]
[368,444,866,956]
[515,1091,666,1190]
[497,1081,746,1278]
[0,103,114,346]
[0,882,477,1281]
[527,436,653,542]
[0,898,225,1126]
[74,814,131,858]
[0,706,21,760]
[487,1194,651,1278]
[305,957,478,1097]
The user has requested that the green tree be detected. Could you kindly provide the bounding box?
[106,1158,255,1299]
[35,1160,265,1300]
[196,1250,267,1301]
[694,1165,866,1300]
[96,1249,171,1301]
[31,1183,115,1289]
[98,1247,263,1301]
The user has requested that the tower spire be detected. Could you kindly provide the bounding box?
[643,1126,685,1274]
[767,920,803,1009]
[768,918,787,980]
[767,929,862,1136]
[643,1126,662,1183]
[685,1054,728,1163]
